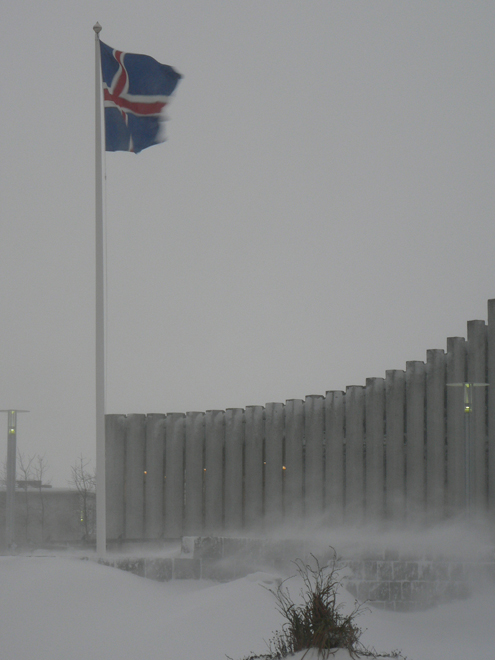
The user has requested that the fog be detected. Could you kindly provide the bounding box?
[2,2,494,656]
[2,2,495,485]
[0,524,494,660]
[264,517,494,560]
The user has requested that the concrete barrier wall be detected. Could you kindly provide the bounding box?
[106,299,495,540]
[0,489,93,546]
[98,538,495,612]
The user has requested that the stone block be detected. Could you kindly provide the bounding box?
[181,536,197,556]
[418,561,447,581]
[363,561,378,580]
[223,537,250,560]
[173,558,201,579]
[417,561,432,581]
[393,561,418,581]
[115,558,145,577]
[376,561,393,581]
[192,536,223,560]
[145,558,173,582]
[410,581,436,606]
[389,581,401,602]
[97,558,115,568]
[401,581,411,600]
[368,581,390,602]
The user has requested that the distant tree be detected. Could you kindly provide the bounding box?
[32,454,50,542]
[68,455,96,542]
[17,450,35,543]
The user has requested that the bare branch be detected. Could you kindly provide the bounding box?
[68,454,96,494]
[17,450,35,483]
[32,454,50,485]
[68,454,96,542]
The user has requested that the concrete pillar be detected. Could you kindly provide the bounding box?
[365,378,385,520]
[304,395,324,520]
[284,399,304,521]
[446,337,467,513]
[385,371,406,521]
[467,320,488,511]
[488,300,495,516]
[224,408,244,531]
[204,410,224,534]
[325,391,345,525]
[345,386,365,524]
[163,413,185,538]
[426,350,446,519]
[105,414,127,541]
[125,414,146,539]
[405,361,426,521]
[184,412,205,536]
[144,414,166,539]
[244,406,264,531]
[264,402,284,529]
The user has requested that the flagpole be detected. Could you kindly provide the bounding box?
[94,22,106,555]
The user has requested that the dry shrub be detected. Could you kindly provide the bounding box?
[266,550,364,658]
[230,549,406,660]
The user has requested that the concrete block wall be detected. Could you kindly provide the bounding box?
[0,489,93,547]
[95,536,495,611]
[343,554,493,611]
[95,556,201,581]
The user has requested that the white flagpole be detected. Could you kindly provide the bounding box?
[94,22,106,555]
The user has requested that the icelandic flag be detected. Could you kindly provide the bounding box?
[99,41,182,153]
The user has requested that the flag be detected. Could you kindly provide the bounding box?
[99,40,182,153]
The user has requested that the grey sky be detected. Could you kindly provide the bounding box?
[1,1,494,485]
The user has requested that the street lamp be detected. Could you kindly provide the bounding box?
[1,410,29,550]
[446,383,488,518]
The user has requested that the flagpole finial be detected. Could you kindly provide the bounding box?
[93,22,102,35]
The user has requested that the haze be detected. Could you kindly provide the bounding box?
[1,1,494,485]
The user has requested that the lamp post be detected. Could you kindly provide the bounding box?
[447,383,488,517]
[1,410,29,550]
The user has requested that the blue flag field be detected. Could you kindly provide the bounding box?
[99,40,182,153]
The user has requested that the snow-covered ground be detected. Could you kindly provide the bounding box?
[0,553,494,660]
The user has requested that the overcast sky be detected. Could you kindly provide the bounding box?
[1,1,494,485]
